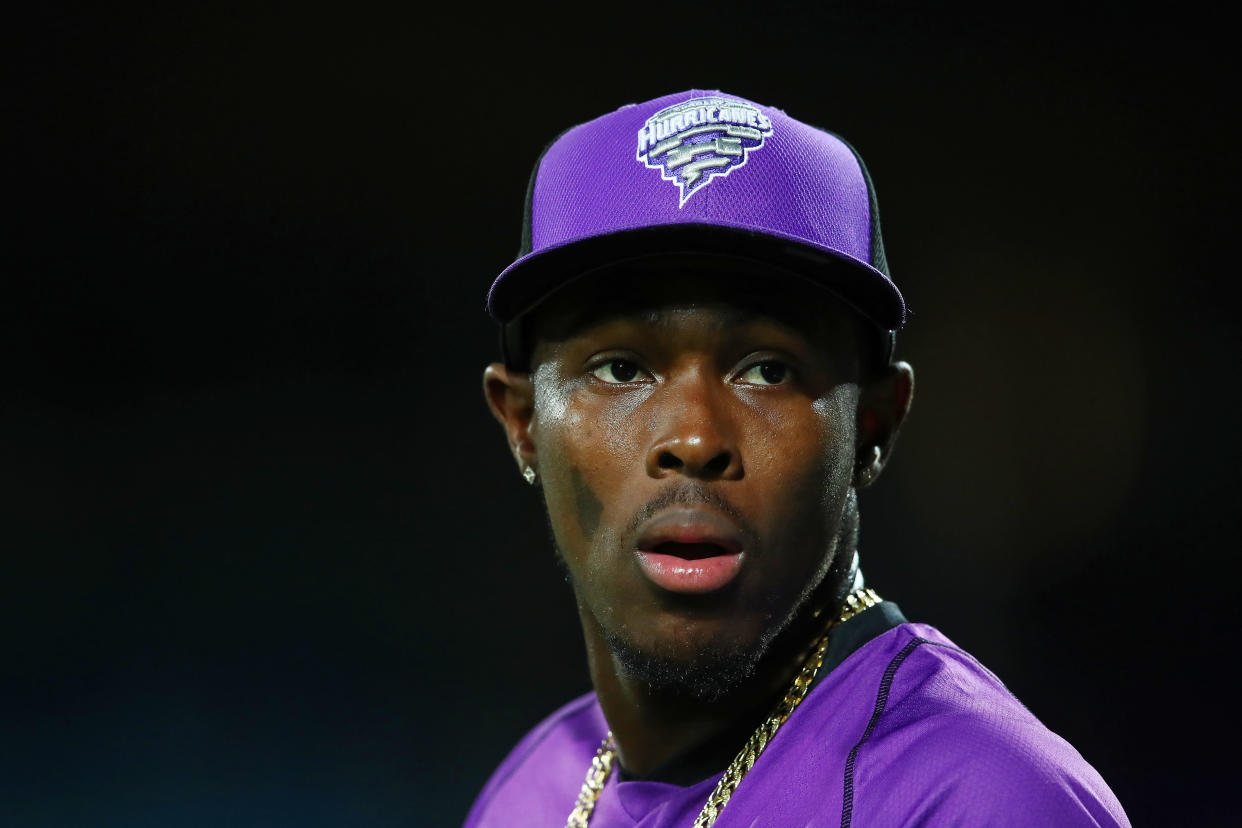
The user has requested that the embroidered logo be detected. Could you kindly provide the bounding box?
[636,96,774,208]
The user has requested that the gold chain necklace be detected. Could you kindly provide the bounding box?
[564,588,883,828]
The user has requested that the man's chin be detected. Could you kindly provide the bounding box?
[601,627,766,702]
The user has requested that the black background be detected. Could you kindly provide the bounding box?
[5,2,1238,825]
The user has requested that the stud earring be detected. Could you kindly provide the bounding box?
[857,446,881,487]
[522,465,538,485]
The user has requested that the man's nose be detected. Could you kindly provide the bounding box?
[644,371,744,481]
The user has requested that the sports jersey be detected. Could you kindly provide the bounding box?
[463,603,1130,827]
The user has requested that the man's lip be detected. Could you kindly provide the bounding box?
[633,508,747,594]
[634,507,745,553]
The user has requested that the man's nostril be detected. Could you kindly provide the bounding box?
[657,451,683,470]
[703,452,731,477]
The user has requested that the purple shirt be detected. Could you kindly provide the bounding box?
[464,606,1130,826]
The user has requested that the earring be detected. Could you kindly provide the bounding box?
[857,446,881,487]
[522,465,538,485]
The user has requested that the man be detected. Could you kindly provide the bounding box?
[466,91,1129,827]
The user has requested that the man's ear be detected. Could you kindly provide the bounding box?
[483,362,537,475]
[854,361,914,489]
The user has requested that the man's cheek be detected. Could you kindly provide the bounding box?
[569,465,605,541]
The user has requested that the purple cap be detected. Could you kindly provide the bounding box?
[487,90,905,351]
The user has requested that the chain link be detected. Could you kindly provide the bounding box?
[566,734,616,828]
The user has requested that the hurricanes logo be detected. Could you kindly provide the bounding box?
[637,96,774,207]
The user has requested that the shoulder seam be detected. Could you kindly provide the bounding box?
[916,638,1012,693]
[840,636,928,828]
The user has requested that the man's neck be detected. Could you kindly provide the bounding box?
[580,557,857,782]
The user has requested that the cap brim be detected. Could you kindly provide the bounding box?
[487,222,905,331]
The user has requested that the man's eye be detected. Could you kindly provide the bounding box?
[738,361,789,386]
[591,359,648,384]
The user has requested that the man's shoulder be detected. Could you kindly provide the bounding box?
[488,691,605,775]
[462,691,605,828]
[834,622,1131,826]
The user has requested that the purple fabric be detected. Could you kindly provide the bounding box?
[463,623,1130,827]
[486,90,905,329]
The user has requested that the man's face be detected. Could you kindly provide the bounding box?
[514,260,873,694]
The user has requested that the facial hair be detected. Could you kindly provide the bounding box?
[553,483,859,702]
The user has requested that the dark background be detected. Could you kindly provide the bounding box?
[5,2,1238,825]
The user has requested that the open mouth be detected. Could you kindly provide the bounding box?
[648,541,733,561]
[632,506,748,594]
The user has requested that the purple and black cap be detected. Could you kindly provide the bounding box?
[487,89,906,369]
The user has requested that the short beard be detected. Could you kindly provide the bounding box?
[599,625,767,703]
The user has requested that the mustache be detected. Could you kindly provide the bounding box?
[625,482,758,544]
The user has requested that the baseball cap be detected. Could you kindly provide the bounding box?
[487,89,906,368]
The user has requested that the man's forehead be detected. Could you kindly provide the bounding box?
[630,304,765,330]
